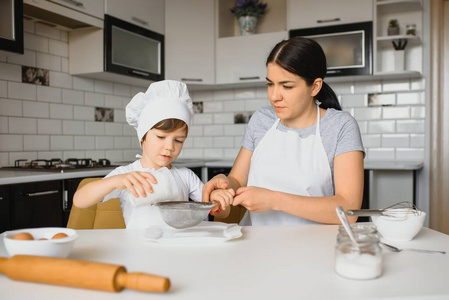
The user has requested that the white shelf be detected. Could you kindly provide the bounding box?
[376,0,422,13]
[326,71,421,83]
[376,35,421,47]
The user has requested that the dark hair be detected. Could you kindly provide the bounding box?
[141,119,188,142]
[266,36,341,110]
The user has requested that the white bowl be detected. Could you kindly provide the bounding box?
[3,227,78,258]
[371,210,426,242]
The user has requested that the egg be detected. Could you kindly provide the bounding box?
[52,232,68,239]
[38,238,48,241]
[12,232,34,240]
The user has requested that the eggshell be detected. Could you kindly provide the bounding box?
[13,232,34,240]
[52,232,68,239]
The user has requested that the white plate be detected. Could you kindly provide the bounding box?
[143,221,242,244]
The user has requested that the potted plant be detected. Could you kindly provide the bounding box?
[230,0,268,36]
[388,19,400,36]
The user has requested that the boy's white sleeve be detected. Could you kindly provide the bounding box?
[102,167,126,202]
[187,169,204,202]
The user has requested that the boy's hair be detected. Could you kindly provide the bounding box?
[141,118,188,143]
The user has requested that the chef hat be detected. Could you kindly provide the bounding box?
[126,80,194,142]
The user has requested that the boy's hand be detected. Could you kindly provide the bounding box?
[116,172,157,198]
[209,188,235,212]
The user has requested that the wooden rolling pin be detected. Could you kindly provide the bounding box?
[0,255,170,293]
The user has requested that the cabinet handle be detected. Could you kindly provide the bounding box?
[131,17,149,26]
[129,70,150,77]
[61,0,84,8]
[181,78,203,82]
[63,190,69,212]
[239,76,260,81]
[0,197,3,200]
[317,18,341,23]
[27,190,59,197]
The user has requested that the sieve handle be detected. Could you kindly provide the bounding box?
[345,209,385,217]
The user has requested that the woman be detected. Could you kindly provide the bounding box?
[203,37,365,225]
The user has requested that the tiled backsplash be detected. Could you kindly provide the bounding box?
[0,22,425,166]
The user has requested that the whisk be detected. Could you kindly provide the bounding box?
[345,201,422,218]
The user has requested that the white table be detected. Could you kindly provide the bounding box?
[1,225,448,299]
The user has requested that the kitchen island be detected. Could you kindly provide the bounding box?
[0,224,448,299]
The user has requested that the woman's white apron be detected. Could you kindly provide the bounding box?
[241,104,333,226]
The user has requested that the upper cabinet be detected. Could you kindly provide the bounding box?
[48,0,104,19]
[105,0,165,34]
[0,0,23,57]
[165,0,215,85]
[287,0,373,30]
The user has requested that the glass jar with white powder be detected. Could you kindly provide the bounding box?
[335,224,382,280]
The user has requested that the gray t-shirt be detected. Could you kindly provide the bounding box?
[241,106,365,176]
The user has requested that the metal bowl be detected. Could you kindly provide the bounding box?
[155,201,215,229]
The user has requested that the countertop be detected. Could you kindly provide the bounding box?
[0,160,423,185]
[0,224,448,299]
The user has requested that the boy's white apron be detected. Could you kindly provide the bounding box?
[241,105,333,226]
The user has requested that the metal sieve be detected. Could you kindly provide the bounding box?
[155,201,216,229]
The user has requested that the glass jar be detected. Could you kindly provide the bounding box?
[335,224,382,280]
[406,24,417,36]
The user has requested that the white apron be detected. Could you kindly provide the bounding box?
[241,104,333,226]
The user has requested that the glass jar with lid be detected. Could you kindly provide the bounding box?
[335,223,382,280]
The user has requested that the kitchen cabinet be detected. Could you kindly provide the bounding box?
[374,0,423,76]
[216,31,288,84]
[165,0,215,85]
[49,0,104,19]
[0,0,23,57]
[287,0,373,30]
[105,0,164,34]
[0,186,11,233]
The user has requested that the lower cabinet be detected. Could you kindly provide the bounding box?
[0,186,11,233]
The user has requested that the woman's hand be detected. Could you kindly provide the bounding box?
[115,172,157,198]
[233,186,274,212]
[202,174,230,203]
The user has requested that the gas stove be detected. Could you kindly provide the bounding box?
[0,158,119,173]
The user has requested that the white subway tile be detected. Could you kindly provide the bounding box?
[193,113,213,125]
[382,134,409,147]
[0,98,22,116]
[213,137,234,148]
[124,149,139,161]
[224,124,246,136]
[73,77,94,91]
[37,85,62,103]
[61,57,69,73]
[397,120,425,133]
[234,88,256,99]
[0,153,9,166]
[95,136,114,149]
[382,106,410,119]
[0,62,21,81]
[7,49,36,67]
[85,150,106,160]
[411,78,425,90]
[341,94,367,108]
[366,148,395,161]
[123,125,136,137]
[8,82,36,100]
[85,122,105,135]
[113,83,130,97]
[50,103,73,119]
[328,82,353,95]
[37,151,63,160]
[256,86,268,99]
[60,31,68,42]
[36,23,60,40]
[343,107,354,116]
[361,134,381,148]
[51,136,73,150]
[38,119,62,134]
[107,150,124,162]
[9,152,36,163]
[245,99,266,111]
[204,148,224,159]
[105,123,123,136]
[224,100,245,112]
[354,107,382,120]
[130,138,140,149]
[213,89,233,100]
[24,135,50,151]
[411,106,425,119]
[85,92,104,107]
[181,148,203,159]
[188,125,203,137]
[0,81,6,97]
[62,151,85,160]
[63,120,84,135]
[9,117,37,134]
[397,92,423,105]
[0,117,8,133]
[49,39,68,57]
[36,52,61,71]
[410,134,425,147]
[74,106,94,121]
[24,32,49,53]
[62,89,84,105]
[367,120,395,134]
[75,136,95,150]
[122,97,129,109]
[105,95,123,109]
[49,71,72,88]
[234,136,243,147]
[354,81,382,94]
[94,80,113,94]
[183,138,193,148]
[131,86,145,96]
[194,137,213,148]
[382,80,410,92]
[224,148,239,160]
[203,101,223,113]
[214,113,233,124]
[114,109,126,123]
[23,19,35,33]
[114,137,131,148]
[23,101,50,118]
[204,125,224,136]
[396,148,424,161]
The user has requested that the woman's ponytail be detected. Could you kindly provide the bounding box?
[317,82,341,110]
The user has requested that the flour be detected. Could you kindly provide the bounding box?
[335,252,382,280]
